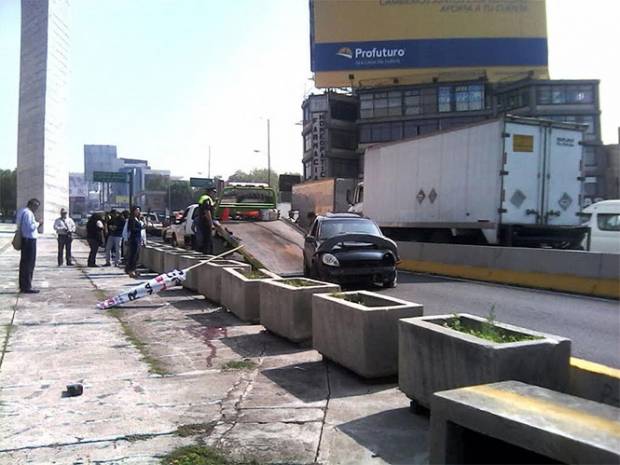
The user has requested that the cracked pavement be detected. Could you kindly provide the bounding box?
[0,231,428,464]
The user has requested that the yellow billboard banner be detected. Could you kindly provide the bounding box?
[310,0,549,88]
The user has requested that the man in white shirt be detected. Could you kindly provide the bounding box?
[53,208,76,266]
[17,199,43,294]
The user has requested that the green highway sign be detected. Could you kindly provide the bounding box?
[93,171,129,183]
[190,177,215,188]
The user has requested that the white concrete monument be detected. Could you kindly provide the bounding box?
[16,0,70,233]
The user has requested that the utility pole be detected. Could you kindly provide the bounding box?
[267,118,271,187]
[208,145,211,178]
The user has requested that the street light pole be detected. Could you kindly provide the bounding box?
[267,118,271,187]
[208,145,211,178]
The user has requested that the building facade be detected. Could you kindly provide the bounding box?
[301,93,358,181]
[302,78,607,205]
[16,0,70,232]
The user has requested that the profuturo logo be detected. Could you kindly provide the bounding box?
[336,47,353,59]
[336,46,406,60]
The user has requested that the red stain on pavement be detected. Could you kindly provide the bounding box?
[186,326,228,367]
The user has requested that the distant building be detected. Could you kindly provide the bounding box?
[68,173,87,217]
[602,131,619,201]
[301,93,358,181]
[302,77,607,205]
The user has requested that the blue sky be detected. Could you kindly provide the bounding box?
[0,0,618,179]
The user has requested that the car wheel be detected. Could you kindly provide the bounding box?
[171,234,178,247]
[383,271,397,288]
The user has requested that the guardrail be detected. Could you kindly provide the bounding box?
[397,242,619,299]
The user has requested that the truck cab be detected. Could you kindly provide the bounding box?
[347,181,364,215]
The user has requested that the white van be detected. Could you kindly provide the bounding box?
[582,200,620,254]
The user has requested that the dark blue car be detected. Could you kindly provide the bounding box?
[303,213,399,287]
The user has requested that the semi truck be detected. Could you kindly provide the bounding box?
[291,177,357,228]
[358,116,588,248]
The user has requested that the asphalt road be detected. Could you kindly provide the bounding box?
[380,271,620,368]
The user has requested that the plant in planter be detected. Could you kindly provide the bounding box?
[313,291,423,378]
[260,278,340,343]
[399,312,571,410]
[221,267,279,322]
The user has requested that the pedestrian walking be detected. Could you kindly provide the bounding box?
[16,199,43,293]
[53,208,76,266]
[104,210,124,267]
[86,213,105,267]
[124,206,145,278]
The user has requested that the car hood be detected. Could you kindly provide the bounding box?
[316,233,399,260]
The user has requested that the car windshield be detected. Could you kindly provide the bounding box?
[318,219,381,240]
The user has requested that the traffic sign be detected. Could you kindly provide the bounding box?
[93,171,129,183]
[190,177,215,188]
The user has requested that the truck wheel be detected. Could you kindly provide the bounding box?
[171,234,178,247]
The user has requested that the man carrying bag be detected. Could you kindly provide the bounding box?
[53,208,76,266]
[15,199,43,294]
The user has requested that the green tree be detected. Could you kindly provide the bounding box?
[0,169,17,220]
[228,168,279,191]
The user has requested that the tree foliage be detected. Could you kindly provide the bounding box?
[228,168,279,191]
[0,169,17,220]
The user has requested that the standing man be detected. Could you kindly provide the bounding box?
[197,187,216,254]
[53,208,76,266]
[17,199,43,294]
[104,210,124,267]
[124,206,144,278]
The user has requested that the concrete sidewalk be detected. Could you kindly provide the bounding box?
[0,236,428,464]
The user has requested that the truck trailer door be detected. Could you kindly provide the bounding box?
[501,122,544,225]
[542,127,583,226]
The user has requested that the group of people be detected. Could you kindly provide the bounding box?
[85,206,146,278]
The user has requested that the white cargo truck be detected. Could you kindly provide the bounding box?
[361,116,588,248]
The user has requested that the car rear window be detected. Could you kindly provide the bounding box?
[318,219,380,239]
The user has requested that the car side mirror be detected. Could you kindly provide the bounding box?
[305,235,316,243]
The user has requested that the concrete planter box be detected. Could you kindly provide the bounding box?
[163,248,189,273]
[398,313,571,409]
[151,246,174,274]
[313,291,424,378]
[221,268,280,323]
[177,254,214,291]
[139,244,155,270]
[196,259,250,304]
[260,278,340,343]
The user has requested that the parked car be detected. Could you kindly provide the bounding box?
[162,204,199,247]
[303,213,399,287]
[581,200,620,254]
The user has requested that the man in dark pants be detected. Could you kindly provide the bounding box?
[53,208,76,266]
[197,187,216,254]
[18,199,43,294]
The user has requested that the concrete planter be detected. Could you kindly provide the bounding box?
[313,291,424,378]
[260,278,340,343]
[196,259,251,304]
[221,268,280,323]
[398,313,571,409]
[150,246,174,273]
[177,254,214,291]
[162,248,189,274]
[139,244,155,270]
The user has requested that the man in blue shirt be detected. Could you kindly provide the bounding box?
[17,199,43,293]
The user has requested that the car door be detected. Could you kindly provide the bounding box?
[304,219,319,268]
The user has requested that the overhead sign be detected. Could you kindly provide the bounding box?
[93,171,129,183]
[190,177,215,188]
[310,0,549,88]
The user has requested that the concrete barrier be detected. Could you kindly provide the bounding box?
[399,314,571,409]
[430,381,620,464]
[396,241,620,299]
[163,248,193,274]
[150,245,174,274]
[312,291,423,378]
[568,357,620,407]
[177,254,214,291]
[221,268,279,323]
[260,278,340,343]
[197,259,250,304]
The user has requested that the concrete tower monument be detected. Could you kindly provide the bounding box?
[16,0,70,232]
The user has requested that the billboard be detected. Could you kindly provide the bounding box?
[310,0,549,88]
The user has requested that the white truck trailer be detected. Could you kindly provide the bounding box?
[362,116,588,248]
